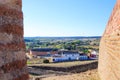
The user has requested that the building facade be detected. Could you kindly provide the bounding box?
[30,48,58,58]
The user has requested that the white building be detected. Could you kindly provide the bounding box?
[50,51,88,62]
[58,51,80,61]
[90,50,98,59]
[46,50,89,62]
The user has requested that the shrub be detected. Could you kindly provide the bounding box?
[43,59,49,63]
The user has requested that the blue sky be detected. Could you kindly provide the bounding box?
[22,0,116,37]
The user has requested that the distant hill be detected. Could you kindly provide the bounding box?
[24,36,101,40]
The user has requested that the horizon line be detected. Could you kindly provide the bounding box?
[24,36,101,37]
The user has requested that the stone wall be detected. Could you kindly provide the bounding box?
[98,0,120,80]
[0,0,29,80]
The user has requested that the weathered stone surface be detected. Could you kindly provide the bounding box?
[98,0,120,80]
[0,0,28,80]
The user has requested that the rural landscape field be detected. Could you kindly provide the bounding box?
[25,37,100,80]
[28,61,100,80]
[25,37,100,52]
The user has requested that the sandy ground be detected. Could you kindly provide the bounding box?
[41,69,100,80]
[29,67,72,80]
[29,69,100,80]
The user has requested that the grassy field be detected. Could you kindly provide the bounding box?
[28,60,97,67]
[27,58,45,64]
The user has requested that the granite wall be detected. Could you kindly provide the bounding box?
[0,0,29,80]
[99,0,120,80]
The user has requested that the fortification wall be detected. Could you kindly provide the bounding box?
[0,0,28,80]
[99,0,120,80]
